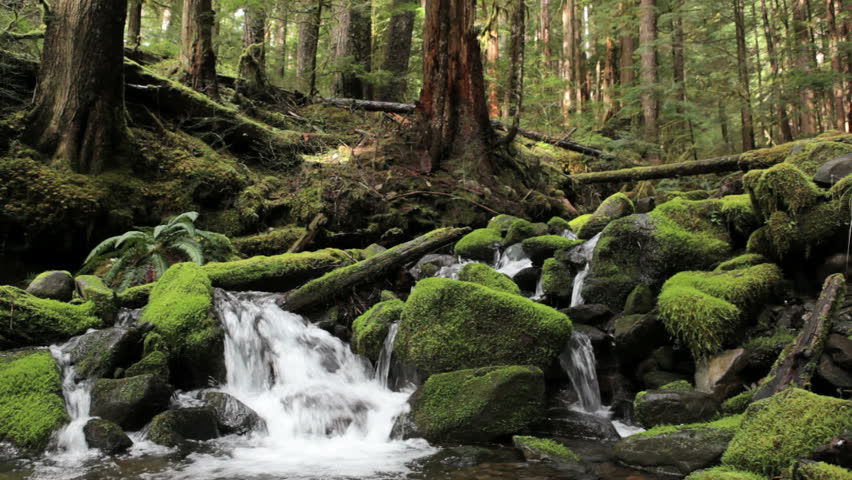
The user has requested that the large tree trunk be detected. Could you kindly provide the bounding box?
[127,0,143,49]
[26,0,129,174]
[277,2,288,79]
[376,0,416,102]
[296,0,322,95]
[670,3,695,158]
[760,0,794,142]
[540,0,553,70]
[237,6,269,96]
[734,0,755,150]
[485,4,501,118]
[619,1,635,92]
[792,0,816,136]
[639,0,659,160]
[330,0,373,99]
[826,0,847,132]
[415,0,493,174]
[180,0,219,99]
[497,0,525,146]
[561,0,577,123]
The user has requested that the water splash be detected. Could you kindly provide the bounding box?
[569,232,602,307]
[374,322,400,389]
[494,243,532,278]
[48,344,96,462]
[559,331,602,413]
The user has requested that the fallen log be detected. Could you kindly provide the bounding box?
[566,154,746,185]
[490,120,615,160]
[279,227,469,313]
[753,273,846,401]
[320,97,416,114]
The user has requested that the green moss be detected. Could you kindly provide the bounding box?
[512,435,580,463]
[577,192,635,239]
[487,214,522,233]
[504,219,548,246]
[660,380,693,391]
[143,332,168,356]
[685,466,766,480]
[743,331,795,356]
[715,254,768,272]
[521,235,583,265]
[568,214,592,233]
[624,284,655,315]
[547,216,572,234]
[454,228,503,262]
[125,351,169,379]
[785,141,852,176]
[411,365,545,442]
[0,350,67,449]
[458,263,521,295]
[632,414,742,440]
[541,258,573,299]
[232,227,307,257]
[203,248,355,291]
[395,278,572,375]
[722,389,757,415]
[117,282,155,308]
[0,286,103,348]
[719,195,761,237]
[658,263,783,357]
[792,461,852,480]
[74,275,116,320]
[351,299,405,362]
[744,163,824,220]
[722,389,852,476]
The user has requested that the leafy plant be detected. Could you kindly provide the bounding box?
[81,212,233,291]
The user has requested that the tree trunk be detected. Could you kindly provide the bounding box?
[760,0,794,142]
[561,0,576,123]
[127,0,142,49]
[180,0,219,99]
[639,0,659,160]
[497,0,525,146]
[331,0,372,99]
[296,0,322,95]
[486,4,501,118]
[277,2,288,79]
[619,1,635,91]
[376,0,416,102]
[540,0,553,70]
[792,0,816,136]
[26,0,129,174]
[601,34,617,123]
[826,0,847,132]
[670,4,695,158]
[734,0,756,151]
[415,0,493,174]
[237,6,269,96]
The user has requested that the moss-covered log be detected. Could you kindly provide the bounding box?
[280,227,468,313]
[568,155,745,185]
[753,273,845,401]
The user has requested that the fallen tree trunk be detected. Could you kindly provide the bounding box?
[567,154,745,185]
[321,97,416,114]
[753,273,846,401]
[490,120,614,160]
[280,227,469,313]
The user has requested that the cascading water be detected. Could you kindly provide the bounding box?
[170,290,435,479]
[49,343,95,461]
[569,232,602,307]
[494,243,532,278]
[374,322,400,389]
[559,331,602,413]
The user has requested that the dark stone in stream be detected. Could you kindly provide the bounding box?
[633,390,720,428]
[574,324,610,351]
[200,391,267,435]
[613,312,669,364]
[63,324,150,379]
[83,418,132,454]
[532,407,620,442]
[513,267,540,292]
[147,407,221,447]
[562,304,614,326]
[91,374,173,430]
[409,254,458,280]
[25,271,75,301]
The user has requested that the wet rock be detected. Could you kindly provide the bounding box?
[512,435,587,473]
[26,271,74,301]
[124,351,169,380]
[695,348,748,398]
[577,193,635,240]
[409,254,458,281]
[201,391,266,435]
[827,334,852,370]
[513,267,540,292]
[83,418,132,454]
[454,229,503,262]
[641,370,691,389]
[533,407,620,441]
[635,197,656,214]
[817,354,852,390]
[613,313,669,364]
[623,284,655,315]
[91,374,172,430]
[814,153,852,186]
[563,304,614,326]
[147,407,221,447]
[634,390,720,428]
[63,325,149,379]
[810,431,852,468]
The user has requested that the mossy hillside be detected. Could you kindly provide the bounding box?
[658,263,783,357]
[722,388,852,476]
[685,466,766,480]
[576,192,635,239]
[504,219,548,246]
[457,263,521,295]
[521,235,583,266]
[0,350,68,450]
[454,228,503,262]
[203,248,355,291]
[0,286,104,348]
[411,365,545,442]
[568,214,592,233]
[512,435,580,463]
[351,299,405,362]
[792,462,852,480]
[395,278,572,375]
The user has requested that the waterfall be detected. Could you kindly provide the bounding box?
[49,344,95,461]
[494,243,532,278]
[559,331,602,414]
[435,258,471,279]
[374,322,399,388]
[562,229,578,240]
[172,290,434,479]
[569,232,602,307]
[530,276,545,301]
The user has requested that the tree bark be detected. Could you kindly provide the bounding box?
[415,0,494,174]
[277,2,288,79]
[127,0,143,49]
[734,0,756,151]
[331,0,373,99]
[760,0,794,142]
[296,0,322,95]
[180,0,219,99]
[566,154,745,185]
[792,0,816,135]
[237,6,269,97]
[825,0,847,132]
[376,0,416,102]
[497,0,525,146]
[670,3,695,158]
[540,0,553,69]
[619,1,636,91]
[561,0,577,122]
[639,0,659,159]
[26,0,129,174]
[485,3,501,118]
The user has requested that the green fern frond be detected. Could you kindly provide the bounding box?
[172,239,205,265]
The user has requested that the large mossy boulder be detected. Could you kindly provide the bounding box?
[0,286,104,348]
[351,299,405,362]
[141,262,223,387]
[83,418,132,454]
[504,219,549,246]
[541,258,573,300]
[26,270,74,301]
[454,228,503,262]
[203,248,355,292]
[74,275,117,321]
[685,466,766,480]
[576,193,635,239]
[409,365,545,443]
[124,351,170,380]
[614,415,742,476]
[394,278,572,375]
[457,263,520,295]
[0,349,67,450]
[512,435,585,472]
[63,325,148,379]
[147,407,221,447]
[90,374,172,430]
[200,391,266,435]
[792,461,852,480]
[658,263,783,358]
[634,389,720,428]
[722,388,852,476]
[521,236,583,266]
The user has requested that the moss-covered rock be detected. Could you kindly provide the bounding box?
[634,389,720,428]
[410,366,545,442]
[454,228,503,262]
[140,263,222,387]
[568,214,592,233]
[90,374,172,430]
[74,274,117,321]
[203,248,355,292]
[487,214,522,233]
[26,270,74,301]
[577,193,635,239]
[512,435,581,464]
[147,407,221,447]
[116,282,155,308]
[351,299,405,362]
[786,140,852,176]
[232,226,306,256]
[744,163,824,219]
[125,351,170,380]
[457,263,521,295]
[614,416,742,476]
[395,278,572,375]
[792,461,852,480]
[658,263,783,358]
[624,284,655,315]
[722,388,852,476]
[541,258,573,300]
[715,254,768,272]
[685,466,766,480]
[0,286,104,348]
[521,235,583,266]
[504,219,548,246]
[546,216,572,235]
[83,418,132,454]
[0,349,67,450]
[721,389,756,415]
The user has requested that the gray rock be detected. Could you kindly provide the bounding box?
[827,333,852,370]
[63,325,149,379]
[201,391,266,435]
[614,421,737,475]
[817,354,852,389]
[409,254,459,280]
[695,348,748,398]
[91,374,172,430]
[814,153,852,186]
[147,407,220,447]
[26,271,74,301]
[614,313,669,363]
[634,390,720,428]
[562,304,614,326]
[533,407,620,441]
[83,418,132,454]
